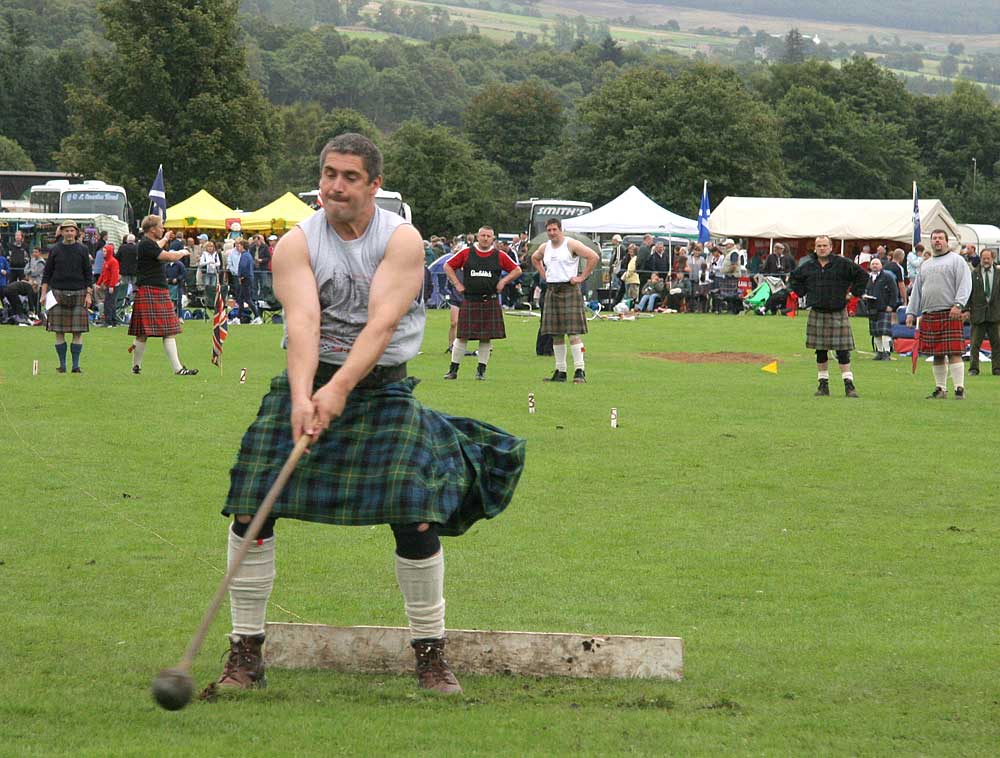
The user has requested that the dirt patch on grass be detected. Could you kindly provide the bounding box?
[642,351,776,364]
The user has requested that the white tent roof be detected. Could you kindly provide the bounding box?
[957,224,1000,248]
[563,185,699,236]
[708,197,960,244]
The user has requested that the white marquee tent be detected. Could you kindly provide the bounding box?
[563,185,699,237]
[957,223,1000,250]
[708,197,960,244]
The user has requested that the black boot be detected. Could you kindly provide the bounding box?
[544,369,567,382]
[844,378,859,398]
[443,362,459,380]
[475,363,486,380]
[814,378,830,396]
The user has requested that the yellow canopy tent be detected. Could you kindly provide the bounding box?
[239,192,315,232]
[162,190,236,230]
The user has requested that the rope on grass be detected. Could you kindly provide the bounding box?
[0,393,306,622]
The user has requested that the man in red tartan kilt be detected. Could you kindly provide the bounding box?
[442,226,521,380]
[906,229,973,399]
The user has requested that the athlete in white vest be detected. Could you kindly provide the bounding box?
[530,218,600,383]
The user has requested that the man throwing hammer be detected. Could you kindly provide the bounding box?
[530,218,599,383]
[906,229,973,399]
[789,235,869,397]
[443,226,521,380]
[206,134,526,698]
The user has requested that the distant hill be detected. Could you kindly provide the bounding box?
[636,0,1000,35]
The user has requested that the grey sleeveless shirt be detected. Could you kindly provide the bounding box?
[296,207,424,366]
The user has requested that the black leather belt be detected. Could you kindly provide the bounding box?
[468,293,498,301]
[314,362,408,389]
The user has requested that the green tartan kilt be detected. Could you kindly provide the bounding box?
[223,372,526,536]
[540,282,588,336]
[805,308,855,351]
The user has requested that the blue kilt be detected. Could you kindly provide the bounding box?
[223,372,526,536]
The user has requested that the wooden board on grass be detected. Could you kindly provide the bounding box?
[265,623,683,681]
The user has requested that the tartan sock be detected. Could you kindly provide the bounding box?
[570,341,585,370]
[163,337,183,373]
[132,339,146,368]
[932,362,948,389]
[478,340,492,366]
[451,339,467,364]
[54,342,67,369]
[395,550,445,640]
[70,343,82,369]
[949,360,964,389]
[228,527,275,637]
[553,343,568,371]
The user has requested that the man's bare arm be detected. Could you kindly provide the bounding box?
[272,227,321,442]
[443,259,464,292]
[531,245,547,280]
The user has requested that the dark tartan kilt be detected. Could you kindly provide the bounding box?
[223,373,526,537]
[540,282,587,336]
[457,297,506,340]
[46,289,89,333]
[805,308,855,350]
[918,310,966,356]
[128,286,181,337]
[868,311,894,337]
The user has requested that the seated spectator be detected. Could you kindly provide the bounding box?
[636,273,665,312]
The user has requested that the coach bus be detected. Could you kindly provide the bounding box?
[298,188,412,223]
[29,179,134,229]
[515,198,593,239]
[0,170,78,213]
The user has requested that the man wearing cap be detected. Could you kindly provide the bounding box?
[906,229,973,399]
[40,221,93,373]
[442,226,521,380]
[789,235,869,397]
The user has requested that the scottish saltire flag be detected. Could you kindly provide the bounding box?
[149,164,167,220]
[912,181,921,248]
[211,286,228,367]
[698,180,711,244]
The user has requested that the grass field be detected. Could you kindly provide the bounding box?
[3,311,999,756]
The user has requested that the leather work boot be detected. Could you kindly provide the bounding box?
[412,638,462,694]
[200,634,266,699]
[927,387,947,399]
[443,362,460,380]
[544,370,567,383]
[814,378,830,396]
[844,379,859,398]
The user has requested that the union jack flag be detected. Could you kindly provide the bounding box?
[211,286,228,367]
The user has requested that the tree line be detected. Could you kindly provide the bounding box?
[2,0,1000,234]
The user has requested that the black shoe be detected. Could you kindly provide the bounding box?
[573,369,586,384]
[175,367,198,376]
[969,367,979,376]
[475,364,486,381]
[872,353,884,361]
[71,367,82,374]
[814,378,830,396]
[544,370,567,383]
[132,365,141,375]
[927,387,947,399]
[955,386,965,400]
[993,368,1000,376]
[56,366,66,374]
[844,379,858,398]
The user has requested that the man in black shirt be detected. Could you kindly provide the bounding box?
[6,230,30,281]
[116,233,139,310]
[789,235,869,397]
[40,221,93,373]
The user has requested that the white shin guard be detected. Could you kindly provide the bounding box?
[395,550,446,640]
[228,528,276,637]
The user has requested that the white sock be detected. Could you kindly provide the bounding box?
[840,369,853,381]
[817,369,830,380]
[553,343,568,371]
[163,337,183,372]
[478,340,492,365]
[932,362,948,389]
[570,341,585,370]
[395,550,445,640]
[451,339,467,364]
[882,336,893,352]
[132,339,146,368]
[949,361,964,389]
[228,528,276,637]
